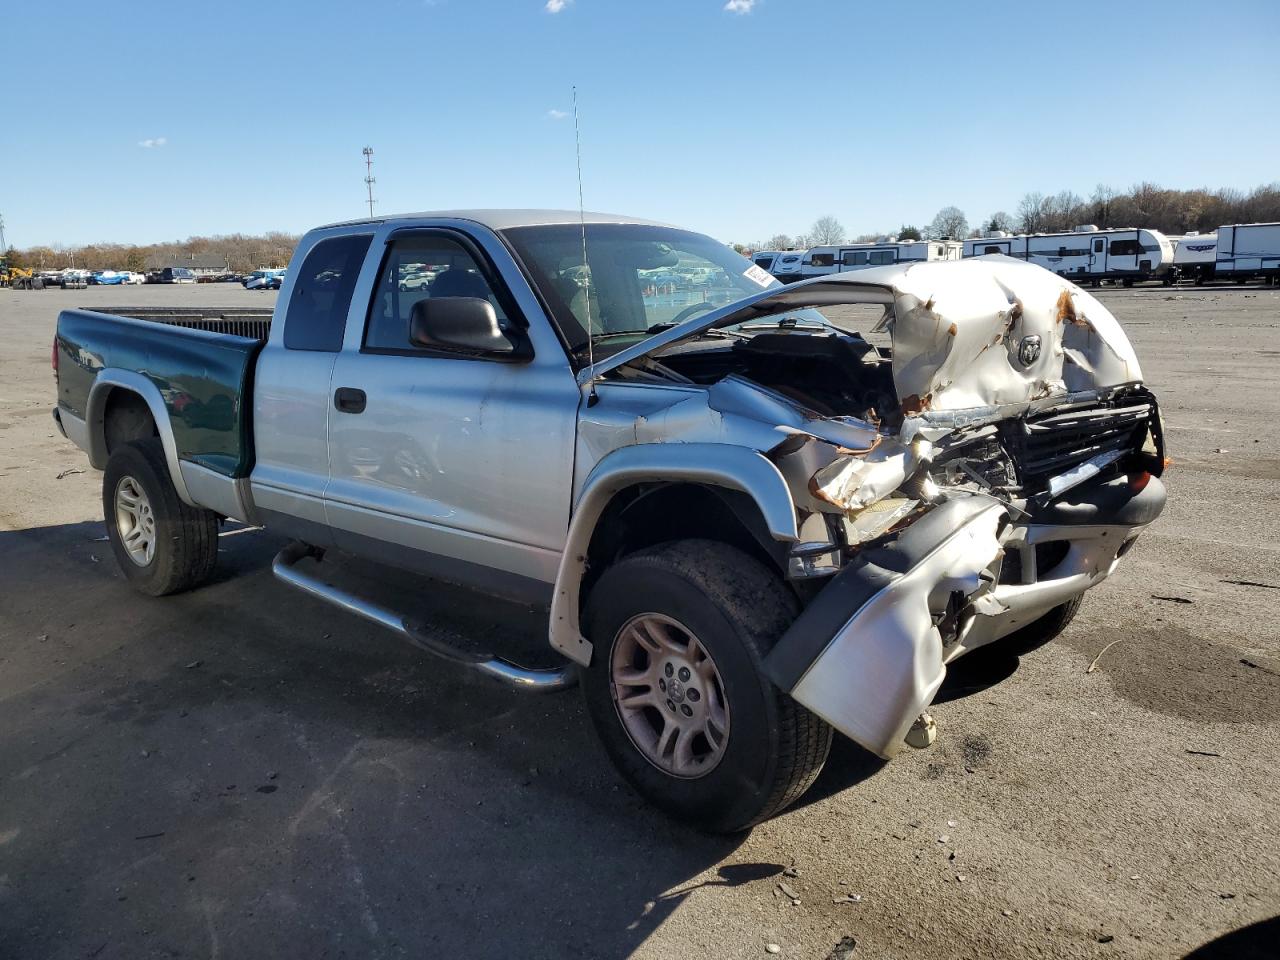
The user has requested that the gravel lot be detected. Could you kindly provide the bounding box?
[1,282,1277,959]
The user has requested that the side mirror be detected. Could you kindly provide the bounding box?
[408,297,517,356]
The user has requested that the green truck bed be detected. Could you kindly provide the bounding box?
[55,307,271,478]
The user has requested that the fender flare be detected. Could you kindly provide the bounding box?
[548,443,799,665]
[86,369,194,505]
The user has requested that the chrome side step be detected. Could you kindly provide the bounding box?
[272,543,576,693]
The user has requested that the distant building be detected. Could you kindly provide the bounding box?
[144,252,229,279]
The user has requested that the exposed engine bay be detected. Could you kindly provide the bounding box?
[657,326,900,426]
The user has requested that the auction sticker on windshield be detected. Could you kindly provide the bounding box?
[744,264,775,288]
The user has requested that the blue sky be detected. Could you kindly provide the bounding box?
[4,0,1277,247]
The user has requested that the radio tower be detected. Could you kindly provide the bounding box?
[362,147,376,218]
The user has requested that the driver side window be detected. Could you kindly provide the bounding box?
[365,235,509,351]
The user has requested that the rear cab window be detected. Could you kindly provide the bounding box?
[283,234,373,351]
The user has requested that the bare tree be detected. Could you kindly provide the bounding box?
[984,211,1014,234]
[927,206,968,240]
[808,216,846,246]
[1017,192,1048,233]
[766,233,796,250]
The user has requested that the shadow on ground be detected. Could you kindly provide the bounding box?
[0,520,773,960]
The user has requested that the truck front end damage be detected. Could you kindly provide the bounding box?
[573,256,1166,758]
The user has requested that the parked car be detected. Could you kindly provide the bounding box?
[243,269,285,290]
[151,267,197,284]
[60,270,89,289]
[52,210,1167,832]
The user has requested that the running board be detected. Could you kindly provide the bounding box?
[272,542,575,692]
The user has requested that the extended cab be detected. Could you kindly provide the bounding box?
[53,210,1166,831]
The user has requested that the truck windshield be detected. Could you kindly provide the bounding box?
[502,223,779,351]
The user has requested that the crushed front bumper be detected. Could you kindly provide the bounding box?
[764,473,1166,758]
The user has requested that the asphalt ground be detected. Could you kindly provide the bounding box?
[1,281,1277,959]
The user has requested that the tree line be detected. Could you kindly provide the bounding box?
[8,181,1279,268]
[744,181,1280,251]
[3,232,300,273]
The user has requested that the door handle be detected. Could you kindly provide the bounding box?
[333,387,366,414]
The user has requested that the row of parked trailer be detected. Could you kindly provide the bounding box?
[754,222,1280,287]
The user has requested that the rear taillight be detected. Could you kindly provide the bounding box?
[52,336,59,377]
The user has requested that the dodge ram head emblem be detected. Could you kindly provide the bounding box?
[1018,335,1042,366]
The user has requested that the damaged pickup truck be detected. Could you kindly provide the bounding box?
[52,211,1166,831]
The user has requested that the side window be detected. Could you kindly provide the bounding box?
[841,250,868,267]
[1093,238,1105,253]
[810,252,835,267]
[868,250,894,265]
[365,234,509,352]
[283,234,372,351]
[1110,239,1139,257]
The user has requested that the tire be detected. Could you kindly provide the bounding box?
[1001,594,1083,651]
[581,539,832,832]
[102,438,219,596]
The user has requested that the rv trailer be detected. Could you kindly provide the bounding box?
[963,226,1173,285]
[756,249,805,282]
[799,239,962,279]
[1214,223,1280,284]
[1170,232,1217,284]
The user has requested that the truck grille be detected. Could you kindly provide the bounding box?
[1000,400,1151,490]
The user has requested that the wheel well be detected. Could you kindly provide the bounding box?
[102,389,158,456]
[583,482,788,599]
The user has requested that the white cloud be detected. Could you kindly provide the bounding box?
[138,137,167,148]
[724,0,755,12]
[545,0,569,12]
[547,108,569,120]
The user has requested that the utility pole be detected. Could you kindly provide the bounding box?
[0,213,7,252]
[362,147,376,218]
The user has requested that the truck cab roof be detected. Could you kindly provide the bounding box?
[318,209,675,232]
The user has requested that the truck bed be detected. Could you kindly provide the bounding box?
[55,306,270,479]
[84,305,273,341]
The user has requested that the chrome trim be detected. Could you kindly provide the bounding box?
[272,543,575,692]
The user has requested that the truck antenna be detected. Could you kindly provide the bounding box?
[362,146,376,218]
[572,87,598,406]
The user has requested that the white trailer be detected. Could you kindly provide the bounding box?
[963,226,1173,285]
[1170,232,1217,284]
[800,239,961,279]
[1215,223,1280,283]
[753,250,806,283]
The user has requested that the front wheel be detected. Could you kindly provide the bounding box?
[102,438,219,596]
[581,540,832,832]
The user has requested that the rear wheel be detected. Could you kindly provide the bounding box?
[102,438,219,596]
[581,539,832,832]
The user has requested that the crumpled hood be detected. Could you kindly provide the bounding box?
[582,256,1144,418]
[885,256,1142,413]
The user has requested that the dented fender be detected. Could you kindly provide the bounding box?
[549,442,799,665]
[763,497,1007,758]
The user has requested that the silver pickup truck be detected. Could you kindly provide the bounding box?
[53,210,1167,831]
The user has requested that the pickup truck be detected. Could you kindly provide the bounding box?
[53,210,1167,832]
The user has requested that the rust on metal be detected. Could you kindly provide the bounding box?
[900,393,933,415]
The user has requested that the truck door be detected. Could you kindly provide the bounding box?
[251,232,373,541]
[324,228,580,597]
